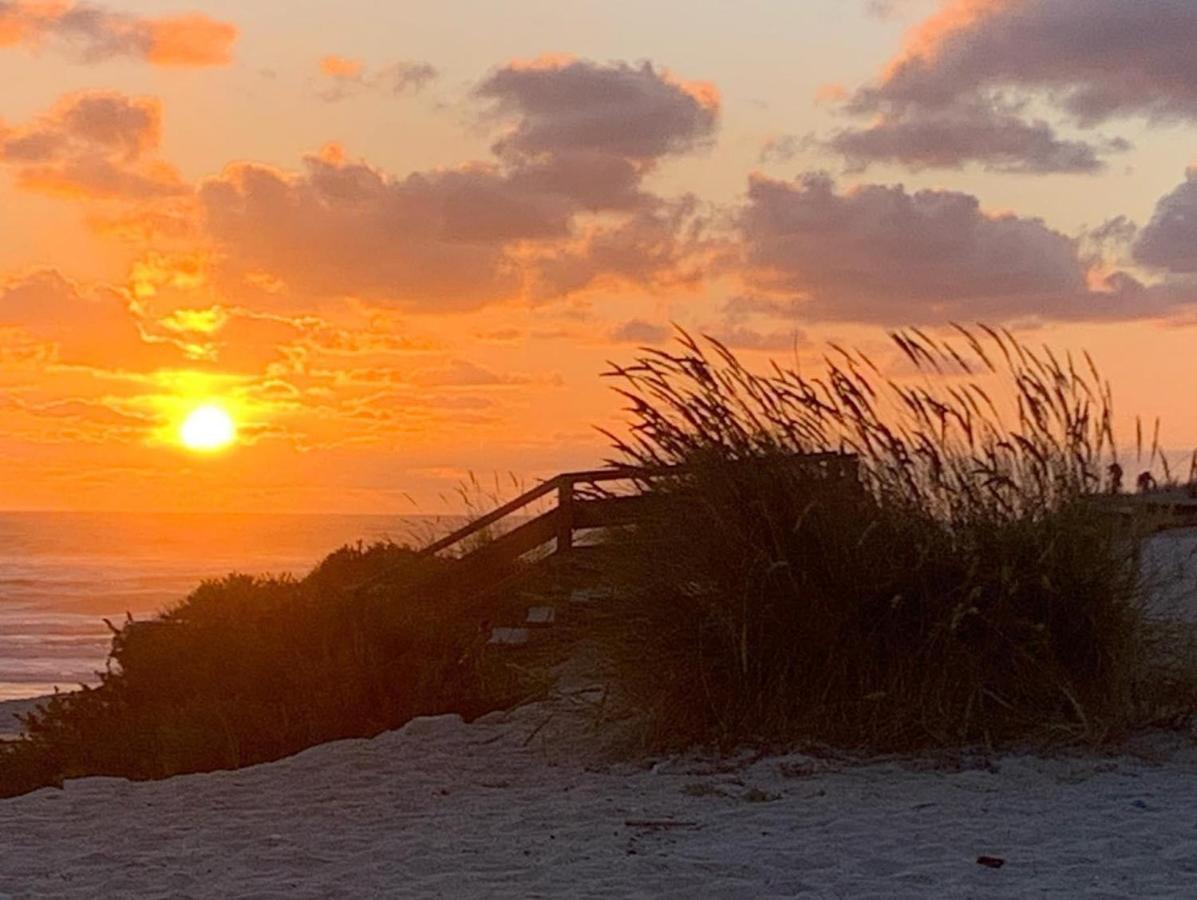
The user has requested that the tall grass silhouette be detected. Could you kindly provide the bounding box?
[4,325,1196,798]
[589,325,1197,750]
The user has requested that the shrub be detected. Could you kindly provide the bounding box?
[591,327,1197,751]
[1,542,533,799]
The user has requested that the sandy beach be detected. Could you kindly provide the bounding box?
[3,528,1197,897]
[3,683,1197,898]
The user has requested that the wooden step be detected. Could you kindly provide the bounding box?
[569,586,613,605]
[488,627,530,646]
[525,606,557,626]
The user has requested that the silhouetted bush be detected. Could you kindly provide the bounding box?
[1,542,532,798]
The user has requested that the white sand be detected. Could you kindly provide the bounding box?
[3,689,1197,898]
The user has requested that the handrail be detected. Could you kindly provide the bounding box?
[352,452,857,599]
[420,452,855,559]
[417,463,710,558]
[420,477,563,557]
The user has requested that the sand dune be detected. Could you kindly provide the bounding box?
[3,690,1197,898]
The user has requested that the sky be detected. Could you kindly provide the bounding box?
[3,0,1197,513]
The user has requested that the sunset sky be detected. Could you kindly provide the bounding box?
[4,0,1197,513]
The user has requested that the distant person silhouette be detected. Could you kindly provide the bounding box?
[1137,471,1157,494]
[1107,462,1123,495]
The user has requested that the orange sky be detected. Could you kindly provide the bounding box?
[3,0,1197,513]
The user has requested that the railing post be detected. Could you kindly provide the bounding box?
[556,478,574,554]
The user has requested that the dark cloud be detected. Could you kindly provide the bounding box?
[831,0,1197,173]
[203,58,719,310]
[0,1,237,67]
[1135,168,1197,274]
[1089,215,1138,250]
[731,171,1197,323]
[200,149,523,311]
[0,91,186,200]
[476,56,719,162]
[866,0,1197,125]
[506,150,644,213]
[532,197,709,300]
[827,99,1123,174]
[738,172,1093,322]
[317,56,438,102]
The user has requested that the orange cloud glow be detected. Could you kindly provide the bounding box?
[320,54,363,79]
[0,1,237,67]
[0,91,187,201]
[887,0,1012,74]
[144,13,237,67]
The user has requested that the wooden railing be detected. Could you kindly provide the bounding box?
[353,453,857,601]
[426,453,855,557]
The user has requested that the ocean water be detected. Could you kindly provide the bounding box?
[0,511,437,701]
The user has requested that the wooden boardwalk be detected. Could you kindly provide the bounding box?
[351,454,860,641]
[1094,491,1197,532]
[419,453,858,566]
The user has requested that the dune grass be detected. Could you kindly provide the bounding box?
[5,324,1197,798]
[588,326,1197,751]
[0,542,538,799]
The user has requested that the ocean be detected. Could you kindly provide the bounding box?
[0,511,438,702]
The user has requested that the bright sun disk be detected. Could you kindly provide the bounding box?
[180,404,237,453]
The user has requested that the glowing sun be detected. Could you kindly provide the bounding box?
[179,404,237,453]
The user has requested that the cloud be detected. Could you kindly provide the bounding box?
[606,312,801,353]
[6,60,715,313]
[0,90,186,200]
[608,319,669,344]
[758,134,807,165]
[199,148,529,311]
[0,1,237,67]
[407,358,549,388]
[317,54,438,102]
[728,171,1197,323]
[737,172,1093,322]
[827,99,1124,174]
[531,196,710,299]
[476,56,719,162]
[1134,167,1197,274]
[830,0,1197,173]
[1,261,318,378]
[864,0,902,16]
[0,269,164,368]
[705,325,804,352]
[202,58,720,310]
[869,0,1197,125]
[319,54,362,79]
